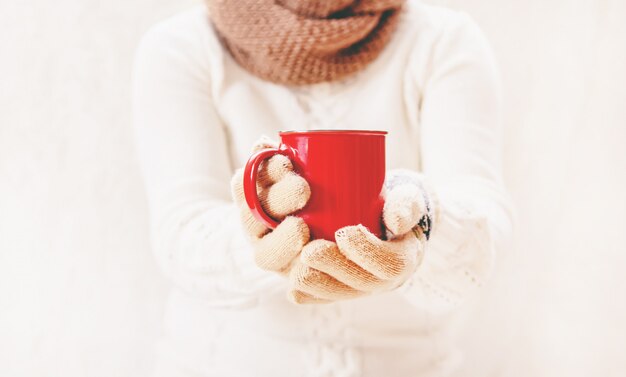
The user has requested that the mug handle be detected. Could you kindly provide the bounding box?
[243,145,293,229]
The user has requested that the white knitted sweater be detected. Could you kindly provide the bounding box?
[131,2,514,376]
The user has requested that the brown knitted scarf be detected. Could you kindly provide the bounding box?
[206,0,406,85]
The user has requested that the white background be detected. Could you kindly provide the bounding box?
[1,0,625,376]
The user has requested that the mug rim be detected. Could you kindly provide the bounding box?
[279,129,387,135]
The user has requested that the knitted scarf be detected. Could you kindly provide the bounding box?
[206,0,406,85]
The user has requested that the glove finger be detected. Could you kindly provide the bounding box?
[252,136,292,187]
[237,204,270,239]
[383,184,424,236]
[287,289,331,305]
[232,157,308,219]
[231,169,269,237]
[251,135,278,153]
[254,216,309,273]
[257,154,294,187]
[289,262,365,301]
[259,172,311,219]
[335,224,423,281]
[231,156,294,202]
[300,239,391,292]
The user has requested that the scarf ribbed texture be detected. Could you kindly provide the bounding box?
[206,0,406,85]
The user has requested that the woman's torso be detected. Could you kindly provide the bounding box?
[155,2,466,376]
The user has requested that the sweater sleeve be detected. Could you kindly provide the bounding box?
[397,11,515,314]
[131,15,282,307]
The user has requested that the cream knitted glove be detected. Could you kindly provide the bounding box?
[288,169,439,304]
[231,137,311,275]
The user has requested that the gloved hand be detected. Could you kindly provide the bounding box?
[288,169,440,304]
[231,137,311,275]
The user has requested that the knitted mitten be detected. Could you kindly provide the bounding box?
[231,137,311,275]
[288,169,439,304]
[382,169,440,242]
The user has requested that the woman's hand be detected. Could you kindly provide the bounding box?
[288,169,439,304]
[231,137,311,275]
[288,228,423,303]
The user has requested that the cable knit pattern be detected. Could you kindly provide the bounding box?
[286,70,365,377]
[305,304,361,377]
[132,2,514,376]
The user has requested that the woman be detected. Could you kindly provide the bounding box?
[131,0,514,376]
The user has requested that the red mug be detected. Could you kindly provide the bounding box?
[243,130,387,241]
